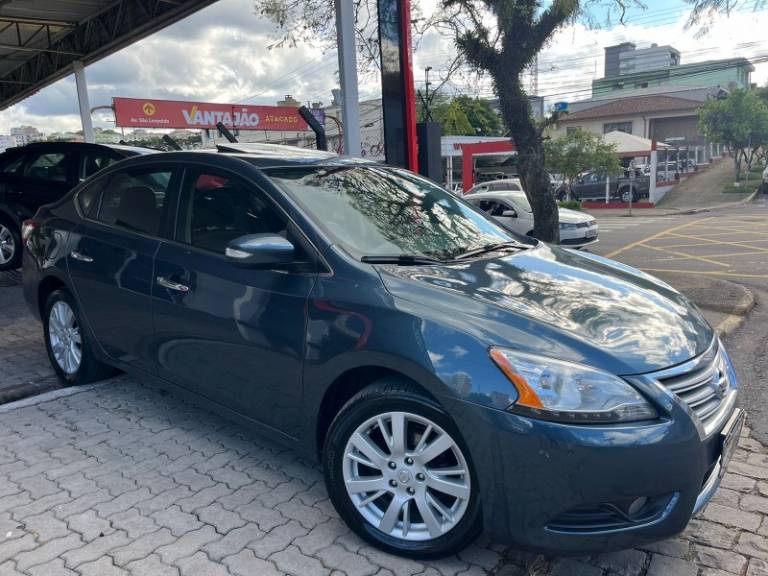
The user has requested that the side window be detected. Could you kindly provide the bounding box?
[77,179,104,219]
[82,153,118,180]
[98,168,171,235]
[24,152,70,182]
[1,154,25,174]
[178,169,309,264]
[488,202,506,217]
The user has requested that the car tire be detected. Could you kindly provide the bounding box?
[0,216,21,271]
[619,187,638,203]
[43,288,115,385]
[323,378,482,559]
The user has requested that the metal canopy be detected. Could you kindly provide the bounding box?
[0,0,217,110]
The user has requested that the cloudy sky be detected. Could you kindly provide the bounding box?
[0,0,765,134]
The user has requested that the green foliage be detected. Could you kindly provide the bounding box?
[544,130,622,194]
[558,199,582,211]
[699,89,768,178]
[417,92,503,136]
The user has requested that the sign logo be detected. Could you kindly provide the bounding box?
[142,102,156,116]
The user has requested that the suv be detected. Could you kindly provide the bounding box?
[556,170,650,203]
[23,144,742,558]
[0,142,154,270]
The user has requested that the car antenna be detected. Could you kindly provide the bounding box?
[162,135,182,151]
[216,122,238,143]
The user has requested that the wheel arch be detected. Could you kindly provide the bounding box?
[37,274,68,319]
[312,363,439,460]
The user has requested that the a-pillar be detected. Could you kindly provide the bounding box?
[73,61,94,144]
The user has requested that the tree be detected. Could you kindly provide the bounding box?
[545,130,622,199]
[256,0,754,241]
[418,93,504,136]
[453,96,503,136]
[698,89,768,179]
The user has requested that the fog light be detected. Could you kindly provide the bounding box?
[628,497,648,516]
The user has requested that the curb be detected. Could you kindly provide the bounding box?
[0,376,62,406]
[716,314,747,338]
[672,187,760,216]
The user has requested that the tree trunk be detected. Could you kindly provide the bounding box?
[494,71,559,243]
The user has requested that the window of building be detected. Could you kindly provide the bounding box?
[98,169,171,235]
[566,127,582,135]
[603,122,633,134]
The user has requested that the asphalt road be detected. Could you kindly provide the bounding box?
[590,196,768,443]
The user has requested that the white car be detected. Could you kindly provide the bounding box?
[762,165,768,186]
[466,190,599,248]
[465,178,523,195]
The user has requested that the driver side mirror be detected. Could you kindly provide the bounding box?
[502,209,517,218]
[225,233,294,267]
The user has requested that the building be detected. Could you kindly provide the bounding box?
[552,85,728,146]
[593,44,753,98]
[0,134,17,152]
[604,43,681,77]
[10,125,43,145]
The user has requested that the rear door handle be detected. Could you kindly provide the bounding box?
[70,250,94,263]
[157,276,189,292]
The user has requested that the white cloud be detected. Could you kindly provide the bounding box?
[0,0,764,134]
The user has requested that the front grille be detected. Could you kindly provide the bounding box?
[653,342,731,429]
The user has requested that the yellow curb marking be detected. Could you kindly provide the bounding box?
[636,243,731,267]
[604,217,715,259]
[641,268,768,280]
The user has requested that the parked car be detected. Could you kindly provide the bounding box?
[0,141,155,271]
[23,144,742,558]
[465,177,523,195]
[466,190,599,248]
[555,170,650,203]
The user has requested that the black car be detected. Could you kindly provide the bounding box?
[0,141,154,270]
[23,144,741,558]
[555,170,651,203]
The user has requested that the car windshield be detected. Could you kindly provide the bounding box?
[508,192,532,213]
[266,165,523,260]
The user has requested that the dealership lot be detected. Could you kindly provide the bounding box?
[0,277,767,575]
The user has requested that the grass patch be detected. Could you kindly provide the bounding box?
[721,168,765,193]
[558,199,582,210]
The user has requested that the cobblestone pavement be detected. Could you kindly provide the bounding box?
[1,285,768,576]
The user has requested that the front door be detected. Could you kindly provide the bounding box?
[68,166,177,373]
[151,167,317,438]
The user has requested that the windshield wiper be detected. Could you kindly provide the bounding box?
[361,255,444,266]
[452,241,528,261]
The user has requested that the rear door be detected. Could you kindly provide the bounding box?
[151,166,318,437]
[10,146,77,215]
[67,164,178,373]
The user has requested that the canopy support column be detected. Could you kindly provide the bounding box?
[73,61,94,143]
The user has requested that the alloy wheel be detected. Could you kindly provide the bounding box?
[342,411,471,542]
[0,225,15,265]
[48,301,82,375]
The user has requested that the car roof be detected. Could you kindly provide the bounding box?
[18,141,157,155]
[467,190,527,200]
[214,142,377,168]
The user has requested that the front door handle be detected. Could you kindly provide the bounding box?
[157,276,189,293]
[70,250,94,263]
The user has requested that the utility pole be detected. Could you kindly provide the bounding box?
[424,66,432,122]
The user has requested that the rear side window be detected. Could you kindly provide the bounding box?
[1,154,25,174]
[77,180,103,218]
[98,169,171,235]
[82,152,118,179]
[24,152,69,182]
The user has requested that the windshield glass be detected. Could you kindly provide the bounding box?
[509,192,532,213]
[266,165,524,260]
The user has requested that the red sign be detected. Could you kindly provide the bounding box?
[112,97,309,131]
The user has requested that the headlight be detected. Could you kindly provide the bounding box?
[559,222,579,230]
[490,348,657,423]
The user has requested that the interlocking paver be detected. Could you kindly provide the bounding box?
[0,286,766,576]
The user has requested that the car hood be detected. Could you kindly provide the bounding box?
[558,208,594,223]
[375,244,713,375]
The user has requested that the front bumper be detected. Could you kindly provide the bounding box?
[441,356,740,553]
